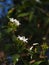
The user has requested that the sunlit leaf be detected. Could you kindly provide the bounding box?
[32,61,42,65]
[17,13,29,17]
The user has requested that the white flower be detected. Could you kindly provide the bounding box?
[29,46,33,50]
[33,43,39,46]
[14,19,21,26]
[9,18,14,22]
[36,0,41,3]
[9,18,21,26]
[17,36,28,43]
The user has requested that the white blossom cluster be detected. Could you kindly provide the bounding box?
[9,18,21,26]
[17,35,28,43]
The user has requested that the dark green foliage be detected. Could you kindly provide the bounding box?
[0,0,49,65]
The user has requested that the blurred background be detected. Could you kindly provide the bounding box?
[0,0,49,65]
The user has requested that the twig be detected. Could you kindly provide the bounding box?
[36,6,49,17]
[29,60,35,64]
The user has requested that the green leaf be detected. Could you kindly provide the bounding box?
[12,54,20,64]
[17,13,29,17]
[0,32,2,39]
[6,28,13,33]
[4,44,11,52]
[29,12,34,22]
[32,61,42,65]
[8,8,14,14]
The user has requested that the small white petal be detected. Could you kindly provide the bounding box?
[30,46,33,50]
[33,43,39,45]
